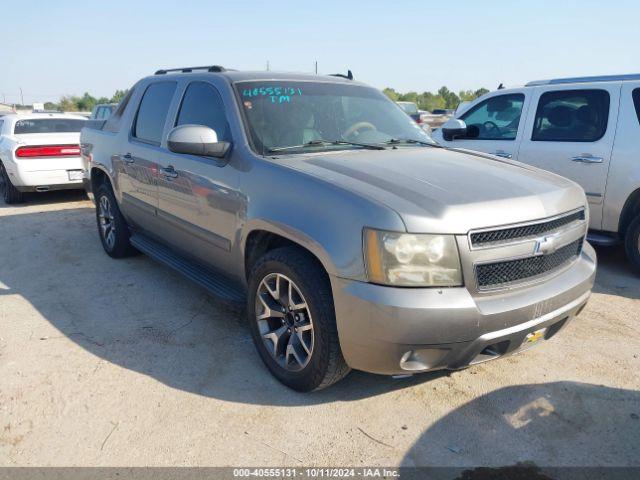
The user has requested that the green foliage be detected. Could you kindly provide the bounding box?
[43,85,486,115]
[382,88,399,102]
[47,89,130,112]
[111,89,129,103]
[386,86,489,112]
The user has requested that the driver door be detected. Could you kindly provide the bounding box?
[439,91,531,159]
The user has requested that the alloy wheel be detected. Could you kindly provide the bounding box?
[98,195,116,250]
[255,273,314,371]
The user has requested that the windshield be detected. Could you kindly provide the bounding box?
[398,102,418,114]
[236,81,435,154]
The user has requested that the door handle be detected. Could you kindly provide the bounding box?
[161,166,178,179]
[122,153,135,164]
[491,151,512,159]
[571,155,603,164]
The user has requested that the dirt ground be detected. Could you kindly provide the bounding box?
[0,191,638,467]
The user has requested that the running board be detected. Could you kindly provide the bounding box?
[130,234,246,305]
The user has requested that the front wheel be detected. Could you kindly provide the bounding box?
[624,215,640,273]
[247,247,350,391]
[94,182,137,258]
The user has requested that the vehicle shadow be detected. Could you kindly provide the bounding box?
[592,244,640,300]
[0,189,87,209]
[401,381,640,468]
[1,206,638,406]
[0,206,447,406]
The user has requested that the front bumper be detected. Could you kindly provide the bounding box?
[331,242,596,375]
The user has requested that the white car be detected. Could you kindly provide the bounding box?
[0,113,86,203]
[432,73,640,271]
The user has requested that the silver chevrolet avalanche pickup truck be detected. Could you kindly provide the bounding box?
[81,66,596,391]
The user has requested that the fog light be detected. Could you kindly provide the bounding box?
[399,348,448,371]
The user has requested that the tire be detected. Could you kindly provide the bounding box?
[247,247,350,391]
[624,215,640,273]
[0,161,24,204]
[94,182,137,258]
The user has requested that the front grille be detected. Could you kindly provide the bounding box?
[476,238,584,290]
[470,210,585,247]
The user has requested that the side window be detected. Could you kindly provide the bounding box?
[532,89,609,142]
[460,94,524,140]
[176,82,230,140]
[133,82,177,144]
[632,88,640,125]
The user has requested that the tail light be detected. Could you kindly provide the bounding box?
[15,145,81,158]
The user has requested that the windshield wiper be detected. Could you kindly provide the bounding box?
[266,139,385,153]
[385,138,440,147]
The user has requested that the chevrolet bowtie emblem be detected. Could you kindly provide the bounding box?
[534,234,559,256]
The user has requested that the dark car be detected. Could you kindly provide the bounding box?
[396,101,422,123]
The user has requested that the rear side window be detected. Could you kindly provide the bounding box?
[633,88,640,125]
[14,118,86,134]
[176,82,230,140]
[133,82,177,144]
[532,89,609,142]
[460,94,525,140]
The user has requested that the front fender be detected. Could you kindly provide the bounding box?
[240,218,339,278]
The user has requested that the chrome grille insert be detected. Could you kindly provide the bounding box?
[475,238,584,290]
[470,209,585,248]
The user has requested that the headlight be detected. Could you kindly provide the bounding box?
[364,229,462,287]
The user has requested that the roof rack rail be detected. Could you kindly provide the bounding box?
[526,73,640,87]
[155,65,226,75]
[330,70,354,80]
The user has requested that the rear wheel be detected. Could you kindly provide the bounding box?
[95,182,137,258]
[624,215,640,273]
[247,247,350,391]
[0,162,24,204]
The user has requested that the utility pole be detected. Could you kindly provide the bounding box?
[266,60,270,71]
[19,87,24,106]
[314,61,318,74]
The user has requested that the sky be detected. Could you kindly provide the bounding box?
[1,0,638,105]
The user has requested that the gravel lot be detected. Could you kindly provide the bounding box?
[0,191,638,468]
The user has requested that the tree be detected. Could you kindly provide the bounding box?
[382,88,399,102]
[58,96,77,112]
[382,85,489,112]
[111,89,129,103]
[52,89,128,112]
[76,92,99,112]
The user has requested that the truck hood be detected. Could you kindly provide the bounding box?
[280,147,586,233]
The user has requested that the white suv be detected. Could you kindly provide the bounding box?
[433,74,640,271]
[0,113,86,203]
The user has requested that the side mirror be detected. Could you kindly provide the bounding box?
[442,118,468,141]
[167,124,231,159]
